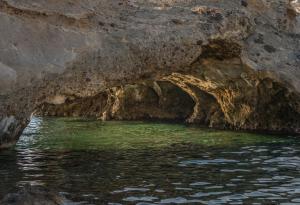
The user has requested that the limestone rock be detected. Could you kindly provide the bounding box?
[0,0,300,148]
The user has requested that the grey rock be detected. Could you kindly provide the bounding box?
[0,0,300,148]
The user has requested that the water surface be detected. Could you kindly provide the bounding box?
[1,117,300,204]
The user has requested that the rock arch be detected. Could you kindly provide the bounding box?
[0,0,300,148]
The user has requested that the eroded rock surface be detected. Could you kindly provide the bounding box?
[0,0,300,147]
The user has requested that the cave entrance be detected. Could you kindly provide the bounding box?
[34,81,196,123]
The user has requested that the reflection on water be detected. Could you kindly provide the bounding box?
[1,117,300,204]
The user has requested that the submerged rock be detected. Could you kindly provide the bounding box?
[0,184,68,205]
[0,0,300,147]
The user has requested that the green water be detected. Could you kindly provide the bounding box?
[1,117,300,204]
[18,117,289,150]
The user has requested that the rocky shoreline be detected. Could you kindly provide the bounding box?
[0,0,300,148]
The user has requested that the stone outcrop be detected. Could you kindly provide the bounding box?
[0,0,300,148]
[0,184,68,205]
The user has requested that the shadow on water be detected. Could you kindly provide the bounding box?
[1,117,300,204]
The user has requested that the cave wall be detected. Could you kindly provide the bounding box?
[36,56,300,133]
[0,0,300,147]
[36,81,197,122]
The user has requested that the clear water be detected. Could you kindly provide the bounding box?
[1,117,300,204]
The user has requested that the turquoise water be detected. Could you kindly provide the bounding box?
[1,117,300,204]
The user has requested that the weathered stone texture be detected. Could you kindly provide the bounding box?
[0,0,300,147]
